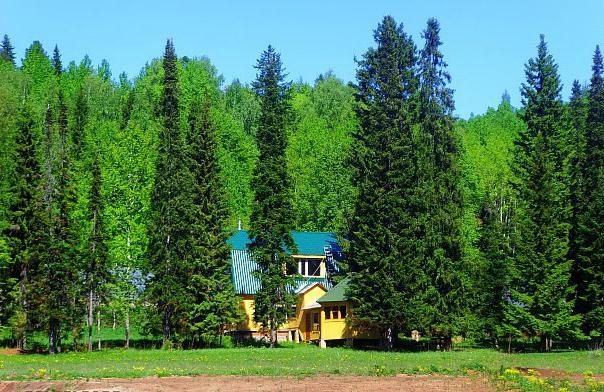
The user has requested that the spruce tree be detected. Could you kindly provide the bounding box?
[249,46,296,348]
[0,34,16,65]
[147,39,194,347]
[85,154,110,351]
[45,90,80,354]
[186,98,241,344]
[346,16,419,350]
[72,85,88,157]
[52,45,62,76]
[4,105,48,349]
[415,18,465,350]
[507,35,579,351]
[576,46,604,343]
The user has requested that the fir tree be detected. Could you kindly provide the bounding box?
[72,85,88,157]
[147,39,194,347]
[0,34,16,65]
[415,18,465,350]
[567,80,588,320]
[186,98,241,344]
[52,45,62,76]
[507,35,579,351]
[346,16,419,350]
[85,154,110,351]
[576,46,604,343]
[46,90,80,354]
[249,46,296,348]
[4,105,48,349]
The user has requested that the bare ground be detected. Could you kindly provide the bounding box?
[0,374,495,392]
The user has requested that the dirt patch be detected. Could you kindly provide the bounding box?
[514,367,604,384]
[0,350,20,356]
[0,374,495,392]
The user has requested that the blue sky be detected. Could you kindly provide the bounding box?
[2,0,603,118]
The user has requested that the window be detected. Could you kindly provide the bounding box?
[324,306,331,319]
[295,258,322,277]
[332,307,339,319]
[312,312,320,324]
[339,305,347,318]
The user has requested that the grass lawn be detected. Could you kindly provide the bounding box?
[0,345,602,380]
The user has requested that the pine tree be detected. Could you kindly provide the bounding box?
[249,46,296,348]
[507,35,579,352]
[415,18,465,350]
[45,90,80,354]
[72,85,88,157]
[4,105,48,349]
[346,16,419,350]
[576,46,604,344]
[186,98,241,344]
[85,154,110,351]
[52,45,62,76]
[0,34,16,65]
[147,39,194,347]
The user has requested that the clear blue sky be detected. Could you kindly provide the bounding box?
[2,0,603,118]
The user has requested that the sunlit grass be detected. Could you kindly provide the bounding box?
[0,345,601,380]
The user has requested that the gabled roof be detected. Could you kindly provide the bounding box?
[231,249,331,295]
[228,230,340,256]
[317,278,350,303]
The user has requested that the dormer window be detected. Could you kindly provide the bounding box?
[298,258,322,277]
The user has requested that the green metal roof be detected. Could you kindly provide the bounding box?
[230,249,331,295]
[228,230,339,256]
[317,278,350,303]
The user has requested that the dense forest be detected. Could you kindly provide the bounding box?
[0,15,602,353]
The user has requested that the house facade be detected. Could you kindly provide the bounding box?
[227,230,378,346]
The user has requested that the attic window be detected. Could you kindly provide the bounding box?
[298,258,321,277]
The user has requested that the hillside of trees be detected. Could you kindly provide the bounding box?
[0,16,601,352]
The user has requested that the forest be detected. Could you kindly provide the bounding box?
[0,15,602,354]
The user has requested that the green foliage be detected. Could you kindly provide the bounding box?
[0,34,16,66]
[146,40,194,346]
[575,46,604,338]
[414,18,465,346]
[186,97,241,342]
[288,74,356,232]
[457,102,524,342]
[506,35,580,350]
[346,15,419,349]
[248,46,297,347]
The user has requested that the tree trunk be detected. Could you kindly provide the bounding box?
[540,335,551,352]
[97,310,101,351]
[443,335,452,351]
[382,327,393,351]
[48,318,57,354]
[162,308,171,348]
[88,290,93,351]
[113,311,116,330]
[125,309,130,349]
[508,333,512,354]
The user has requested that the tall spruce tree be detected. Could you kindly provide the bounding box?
[85,154,110,351]
[415,18,465,350]
[52,45,62,76]
[45,90,80,354]
[186,98,241,344]
[0,34,16,65]
[249,46,296,348]
[346,16,419,350]
[147,39,194,347]
[507,35,579,351]
[4,105,48,349]
[567,80,587,265]
[576,46,604,344]
[72,85,88,157]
